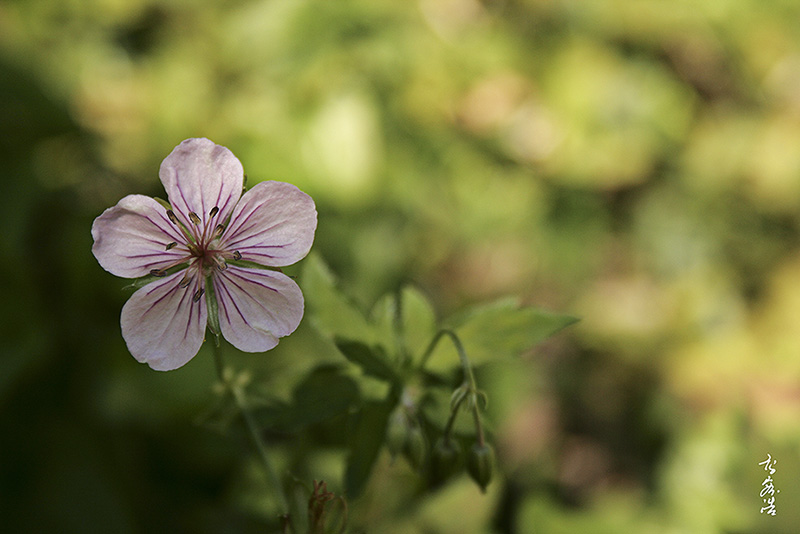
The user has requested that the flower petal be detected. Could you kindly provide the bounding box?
[92,194,188,278]
[159,138,244,235]
[121,270,208,371]
[220,181,317,267]
[213,266,304,352]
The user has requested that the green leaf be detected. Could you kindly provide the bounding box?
[431,298,578,367]
[251,365,359,432]
[334,338,399,384]
[290,365,361,426]
[344,397,396,498]
[370,286,437,363]
[302,253,375,343]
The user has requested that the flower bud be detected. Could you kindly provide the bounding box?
[403,423,427,471]
[467,443,494,493]
[430,437,461,486]
[386,408,408,461]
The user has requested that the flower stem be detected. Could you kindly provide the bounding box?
[212,343,289,518]
[419,329,479,392]
[419,329,486,445]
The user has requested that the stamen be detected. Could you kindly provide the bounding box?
[192,288,205,303]
[150,269,167,277]
[213,224,225,238]
[188,212,201,225]
[213,256,228,271]
[165,242,178,250]
[209,206,219,218]
[179,274,194,288]
[167,210,178,224]
[232,251,242,261]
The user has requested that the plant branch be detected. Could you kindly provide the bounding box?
[212,343,289,517]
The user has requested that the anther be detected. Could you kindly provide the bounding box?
[213,224,225,238]
[165,242,178,250]
[178,274,194,288]
[166,210,178,224]
[192,288,205,303]
[150,269,167,277]
[188,212,201,225]
[209,206,219,218]
[232,251,242,261]
[213,256,228,271]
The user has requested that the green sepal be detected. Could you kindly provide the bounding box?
[430,437,462,487]
[403,422,426,471]
[154,197,172,211]
[122,264,188,291]
[467,443,495,493]
[204,275,221,347]
[385,407,408,460]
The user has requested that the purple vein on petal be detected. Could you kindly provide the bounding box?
[218,269,283,328]
[117,232,167,247]
[224,199,268,235]
[173,173,197,237]
[224,219,289,250]
[215,279,246,328]
[144,277,198,345]
[183,278,200,341]
[152,213,185,243]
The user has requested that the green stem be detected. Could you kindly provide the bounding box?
[212,343,289,517]
[419,329,478,391]
[419,329,486,445]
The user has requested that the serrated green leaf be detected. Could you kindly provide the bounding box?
[430,298,578,368]
[302,253,376,343]
[334,338,400,384]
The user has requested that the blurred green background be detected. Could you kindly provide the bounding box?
[2,0,800,532]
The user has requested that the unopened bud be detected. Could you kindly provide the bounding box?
[450,383,470,412]
[403,423,426,471]
[467,443,494,493]
[386,408,408,461]
[430,437,461,486]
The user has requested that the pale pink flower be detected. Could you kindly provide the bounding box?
[92,138,317,370]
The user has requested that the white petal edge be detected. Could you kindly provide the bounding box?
[121,270,207,371]
[213,266,304,353]
[159,138,244,236]
[220,181,317,267]
[92,194,188,279]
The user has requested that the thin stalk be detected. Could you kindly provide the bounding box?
[419,329,478,391]
[212,343,289,517]
[419,329,486,445]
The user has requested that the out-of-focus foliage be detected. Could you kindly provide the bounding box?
[2,0,800,532]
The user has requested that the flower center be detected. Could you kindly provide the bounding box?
[149,205,242,302]
[182,206,241,273]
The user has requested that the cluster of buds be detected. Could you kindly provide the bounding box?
[387,329,496,492]
[386,390,427,470]
[433,381,495,492]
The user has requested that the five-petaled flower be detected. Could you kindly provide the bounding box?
[92,138,317,370]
